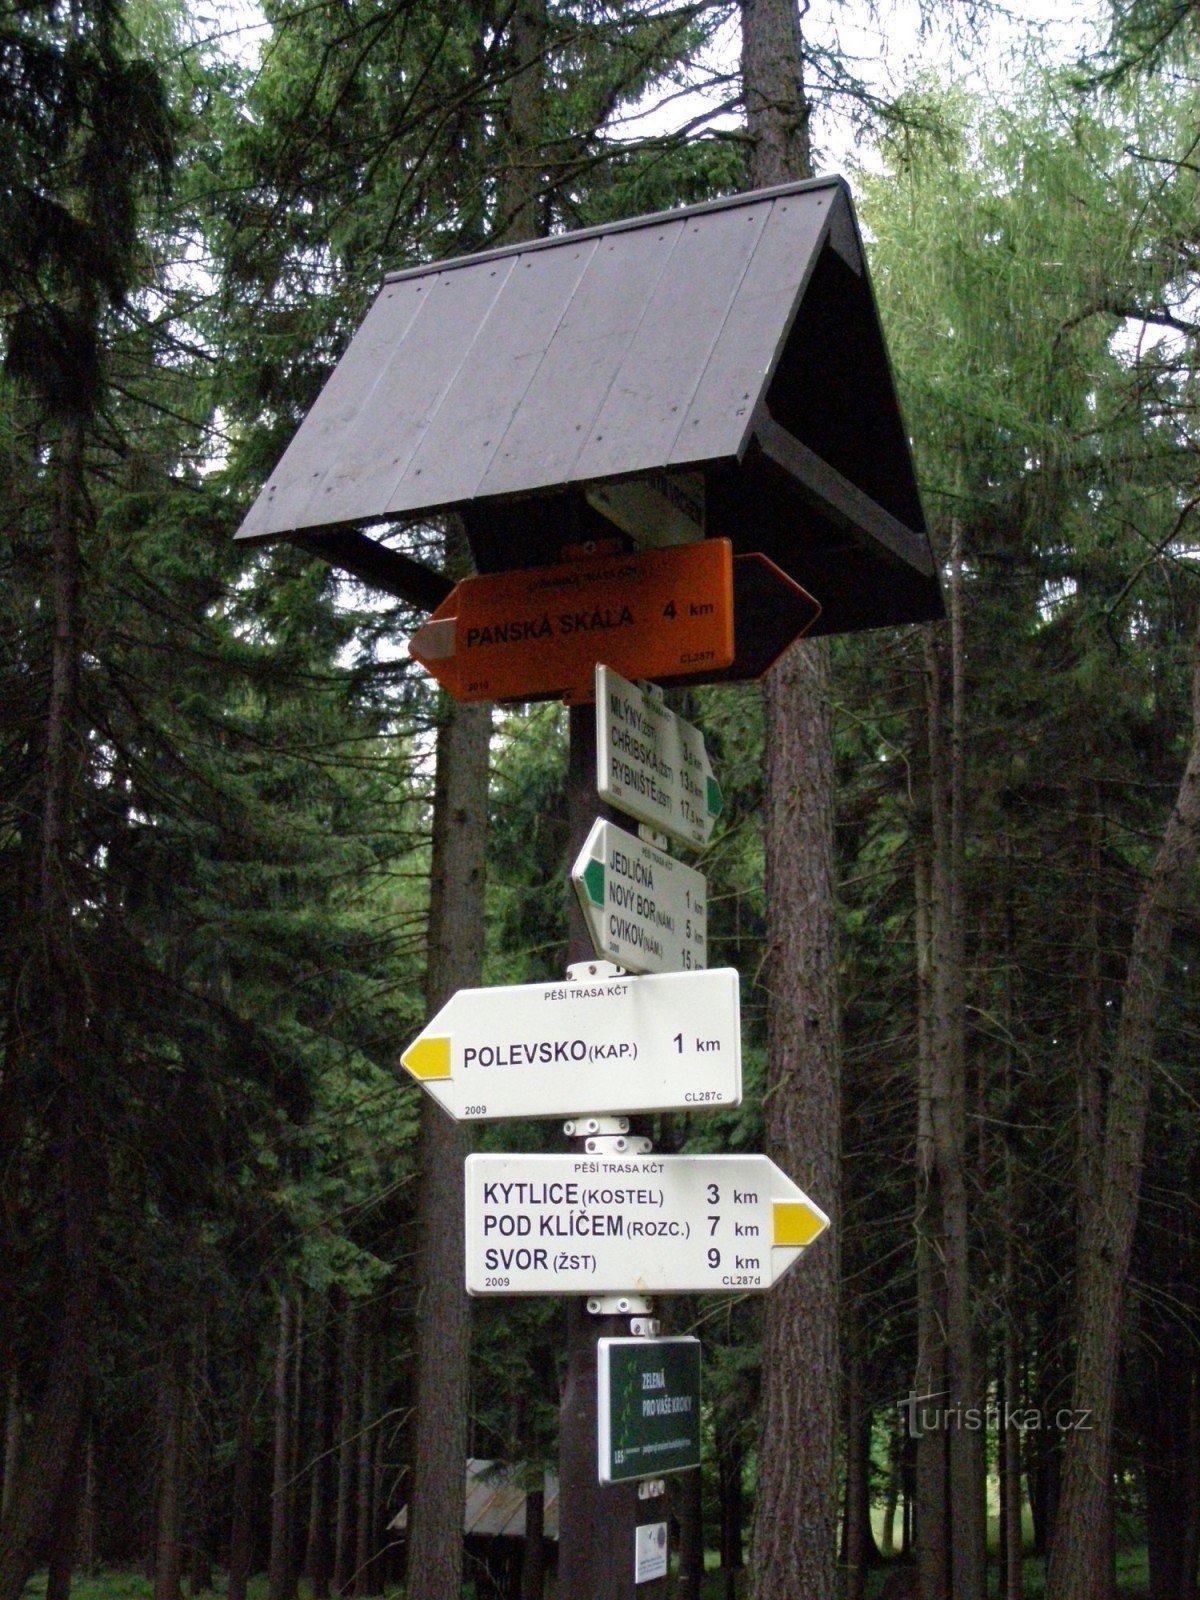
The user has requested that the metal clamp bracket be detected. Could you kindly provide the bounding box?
[637,1479,667,1500]
[587,1295,652,1316]
[629,1317,661,1338]
[565,960,625,982]
[583,1133,652,1155]
[563,1116,629,1138]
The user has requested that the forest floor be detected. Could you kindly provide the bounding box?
[19,1550,1153,1600]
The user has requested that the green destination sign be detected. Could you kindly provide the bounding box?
[597,1336,701,1484]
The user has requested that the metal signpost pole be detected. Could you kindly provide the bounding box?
[558,702,661,1600]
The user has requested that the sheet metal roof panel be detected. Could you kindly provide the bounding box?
[262,259,530,538]
[313,257,521,527]
[570,199,772,484]
[238,274,429,539]
[466,1474,527,1538]
[667,188,833,470]
[458,1460,559,1539]
[395,238,599,508]
[475,217,686,500]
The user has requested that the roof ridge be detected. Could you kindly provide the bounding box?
[382,174,849,285]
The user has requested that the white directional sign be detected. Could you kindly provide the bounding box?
[399,968,741,1122]
[572,818,706,975]
[465,1153,829,1295]
[596,665,723,850]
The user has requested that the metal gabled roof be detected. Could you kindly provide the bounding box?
[238,179,842,537]
[237,176,942,637]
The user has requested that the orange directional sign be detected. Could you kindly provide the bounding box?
[408,540,734,703]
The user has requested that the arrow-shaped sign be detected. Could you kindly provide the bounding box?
[678,550,823,685]
[408,540,734,704]
[399,967,741,1122]
[572,818,706,975]
[596,666,723,849]
[465,1152,829,1294]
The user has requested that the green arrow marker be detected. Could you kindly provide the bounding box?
[706,776,723,819]
[582,858,605,906]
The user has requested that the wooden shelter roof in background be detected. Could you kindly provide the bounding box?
[237,176,942,636]
[390,1459,559,1541]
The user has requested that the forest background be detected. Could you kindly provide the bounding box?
[4,0,1200,1598]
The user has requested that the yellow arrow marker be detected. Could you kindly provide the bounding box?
[401,1036,452,1081]
[772,1200,827,1249]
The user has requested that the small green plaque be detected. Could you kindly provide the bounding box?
[597,1337,701,1484]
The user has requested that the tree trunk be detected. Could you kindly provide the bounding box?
[1179,1370,1200,1600]
[1001,1312,1025,1597]
[716,1427,745,1595]
[843,1359,877,1600]
[1143,1337,1190,1600]
[227,1369,258,1600]
[742,0,811,182]
[1139,1198,1198,1600]
[1000,838,1024,1600]
[913,529,985,1600]
[1046,624,1200,1600]
[913,830,949,1600]
[78,1429,97,1577]
[739,13,839,1598]
[333,1302,359,1594]
[353,1319,375,1597]
[154,1352,186,1600]
[46,1421,87,1600]
[268,1294,295,1600]
[404,528,489,1599]
[0,416,99,1600]
[674,1468,703,1600]
[880,1416,901,1560]
[369,1391,388,1593]
[304,1298,334,1600]
[288,1294,307,1589]
[902,1432,916,1556]
[739,1,836,1575]
[189,1328,215,1596]
[1027,1304,1065,1559]
[403,0,543,1571]
[2,1380,20,1521]
[519,1485,545,1600]
[750,633,841,1600]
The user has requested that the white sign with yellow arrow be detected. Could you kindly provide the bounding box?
[465,1152,829,1294]
[399,967,741,1122]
